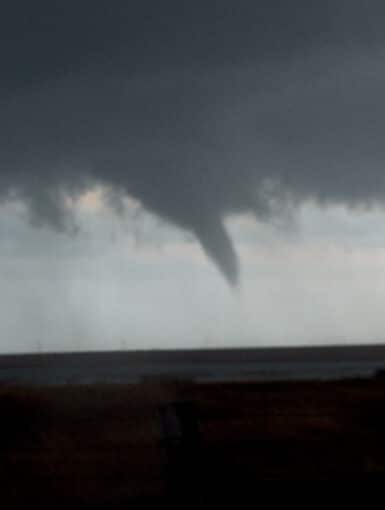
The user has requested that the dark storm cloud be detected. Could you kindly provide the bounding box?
[0,1,334,90]
[2,1,385,285]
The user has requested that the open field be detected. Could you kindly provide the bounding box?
[2,344,385,384]
[2,375,385,503]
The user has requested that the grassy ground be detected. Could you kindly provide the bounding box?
[1,377,385,503]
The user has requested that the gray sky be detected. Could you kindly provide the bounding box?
[2,2,385,352]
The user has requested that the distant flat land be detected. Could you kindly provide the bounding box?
[1,344,385,385]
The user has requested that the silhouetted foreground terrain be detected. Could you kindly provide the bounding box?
[2,376,385,503]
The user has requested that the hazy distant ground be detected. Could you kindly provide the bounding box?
[1,345,385,385]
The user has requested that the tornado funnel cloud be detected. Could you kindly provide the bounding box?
[193,216,239,287]
[3,3,385,288]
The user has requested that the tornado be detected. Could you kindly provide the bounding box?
[3,2,385,286]
[193,216,239,287]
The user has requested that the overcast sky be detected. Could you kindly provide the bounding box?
[2,2,385,352]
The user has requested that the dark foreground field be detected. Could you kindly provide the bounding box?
[2,377,385,503]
